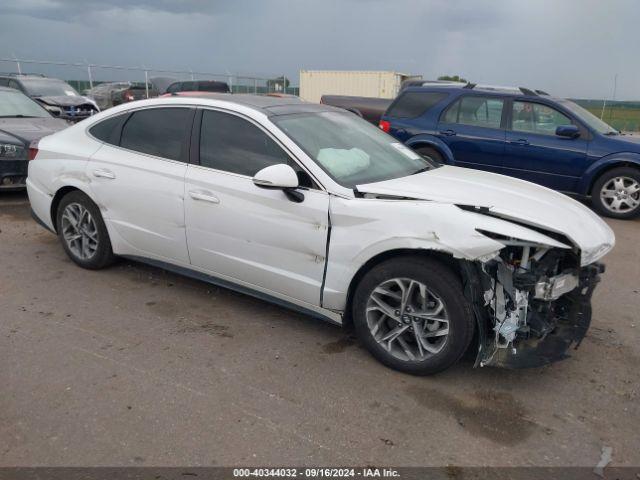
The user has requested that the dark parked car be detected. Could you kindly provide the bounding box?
[326,83,640,219]
[0,74,99,122]
[85,82,158,110]
[320,95,392,124]
[0,87,68,189]
[165,80,231,94]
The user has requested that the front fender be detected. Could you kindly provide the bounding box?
[579,152,640,195]
[322,199,509,311]
[405,134,455,164]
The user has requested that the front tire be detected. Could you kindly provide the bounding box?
[56,190,115,269]
[352,257,474,375]
[591,167,640,219]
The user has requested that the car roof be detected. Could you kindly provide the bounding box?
[161,93,343,116]
[0,74,48,80]
[404,84,559,100]
[0,86,24,92]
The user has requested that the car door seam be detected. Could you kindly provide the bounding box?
[319,205,333,308]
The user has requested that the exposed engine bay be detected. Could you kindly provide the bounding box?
[463,240,603,369]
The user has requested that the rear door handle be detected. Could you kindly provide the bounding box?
[92,169,116,179]
[508,138,530,146]
[189,190,220,204]
[439,129,456,136]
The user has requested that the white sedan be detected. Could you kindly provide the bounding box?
[27,94,615,375]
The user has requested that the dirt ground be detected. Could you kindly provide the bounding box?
[1,191,638,468]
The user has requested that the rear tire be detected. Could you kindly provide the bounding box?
[352,256,474,375]
[414,146,444,164]
[56,190,115,270]
[591,167,640,219]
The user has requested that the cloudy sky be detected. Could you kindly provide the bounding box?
[0,0,637,99]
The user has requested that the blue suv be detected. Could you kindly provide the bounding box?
[379,83,640,219]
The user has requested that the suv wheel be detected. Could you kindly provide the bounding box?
[56,191,115,269]
[352,257,474,375]
[591,167,640,219]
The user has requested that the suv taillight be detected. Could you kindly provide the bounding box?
[123,90,135,101]
[28,140,39,161]
[379,120,390,133]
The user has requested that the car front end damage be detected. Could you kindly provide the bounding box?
[33,96,99,123]
[0,142,28,189]
[461,239,606,369]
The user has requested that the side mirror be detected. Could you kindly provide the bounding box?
[253,164,299,188]
[253,164,304,202]
[556,125,580,138]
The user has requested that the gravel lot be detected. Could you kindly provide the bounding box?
[1,191,639,468]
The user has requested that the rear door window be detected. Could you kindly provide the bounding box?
[386,92,448,118]
[442,96,504,128]
[120,107,192,161]
[89,114,128,145]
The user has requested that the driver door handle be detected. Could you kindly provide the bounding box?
[439,129,456,136]
[189,190,220,204]
[509,138,530,146]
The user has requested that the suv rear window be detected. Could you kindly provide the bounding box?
[386,92,448,118]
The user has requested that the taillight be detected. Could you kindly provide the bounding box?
[124,90,135,101]
[28,140,39,161]
[379,120,390,133]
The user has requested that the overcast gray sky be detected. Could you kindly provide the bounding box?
[1,0,638,99]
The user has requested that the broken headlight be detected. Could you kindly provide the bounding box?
[479,238,582,364]
[0,143,26,160]
[581,243,614,266]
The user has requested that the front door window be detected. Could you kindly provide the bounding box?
[512,102,573,135]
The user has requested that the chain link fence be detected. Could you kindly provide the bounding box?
[0,57,298,97]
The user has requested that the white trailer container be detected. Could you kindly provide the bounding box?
[299,70,421,103]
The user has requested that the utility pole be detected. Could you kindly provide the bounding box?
[85,59,94,90]
[12,53,21,74]
[600,74,618,120]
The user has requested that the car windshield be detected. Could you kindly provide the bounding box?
[0,90,51,118]
[560,100,618,135]
[21,78,80,97]
[273,111,436,188]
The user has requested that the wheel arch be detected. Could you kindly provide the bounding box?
[341,248,463,330]
[581,153,640,196]
[405,135,454,164]
[50,185,93,232]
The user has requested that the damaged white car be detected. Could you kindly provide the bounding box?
[27,95,615,375]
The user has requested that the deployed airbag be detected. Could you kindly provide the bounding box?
[317,147,370,178]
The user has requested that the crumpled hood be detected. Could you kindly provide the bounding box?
[357,166,615,265]
[34,95,97,108]
[0,117,68,144]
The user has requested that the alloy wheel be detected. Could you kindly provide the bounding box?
[61,202,99,260]
[600,176,640,214]
[365,278,449,362]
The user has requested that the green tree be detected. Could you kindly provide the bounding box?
[437,75,469,83]
[267,76,290,91]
